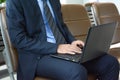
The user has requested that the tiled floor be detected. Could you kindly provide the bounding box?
[1,77,10,80]
[0,65,16,80]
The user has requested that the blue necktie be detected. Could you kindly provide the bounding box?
[43,0,66,44]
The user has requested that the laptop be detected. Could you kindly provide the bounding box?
[51,22,117,63]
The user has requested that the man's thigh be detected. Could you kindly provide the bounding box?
[36,55,87,79]
[82,54,119,74]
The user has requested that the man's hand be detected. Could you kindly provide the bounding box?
[71,40,84,49]
[57,44,81,55]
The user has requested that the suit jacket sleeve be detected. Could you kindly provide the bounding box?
[6,0,60,55]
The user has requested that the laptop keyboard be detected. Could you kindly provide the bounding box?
[56,53,82,62]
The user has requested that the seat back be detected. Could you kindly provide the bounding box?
[0,26,5,66]
[92,3,120,44]
[0,6,96,80]
[85,2,97,26]
[0,7,6,66]
[1,9,18,80]
[61,4,91,41]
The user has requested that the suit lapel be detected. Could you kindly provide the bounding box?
[27,0,46,36]
[30,0,45,25]
[49,0,61,28]
[29,0,40,13]
[28,0,43,20]
[49,0,66,37]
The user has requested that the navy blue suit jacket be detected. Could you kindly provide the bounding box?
[6,0,75,80]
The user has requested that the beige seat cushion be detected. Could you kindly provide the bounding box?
[92,3,120,44]
[34,74,97,80]
[109,47,120,62]
[61,4,91,41]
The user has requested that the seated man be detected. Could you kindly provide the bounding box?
[6,0,119,80]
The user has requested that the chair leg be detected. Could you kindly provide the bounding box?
[9,72,15,80]
[2,49,15,80]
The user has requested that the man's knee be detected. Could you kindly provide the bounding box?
[71,64,87,80]
[106,55,119,67]
[98,54,119,74]
[61,63,87,80]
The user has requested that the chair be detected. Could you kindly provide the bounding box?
[61,4,97,80]
[61,4,91,42]
[0,5,96,80]
[86,2,120,61]
[85,2,97,26]
[92,2,120,44]
[0,7,6,66]
[1,8,49,80]
[1,9,18,80]
[0,54,5,65]
[0,28,5,66]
